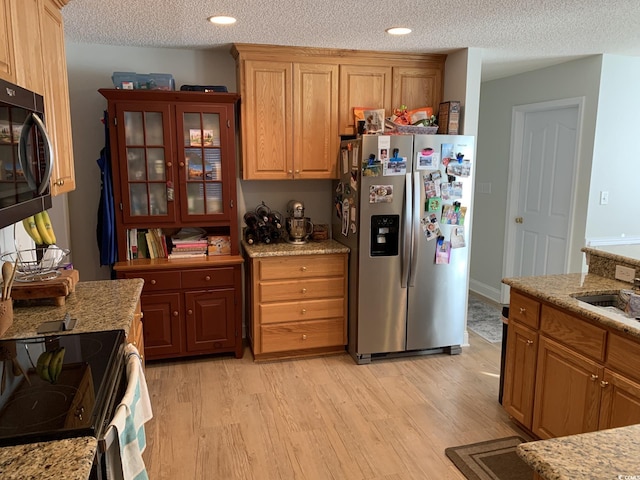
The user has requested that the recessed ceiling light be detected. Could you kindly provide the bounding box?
[208,15,237,25]
[386,27,412,35]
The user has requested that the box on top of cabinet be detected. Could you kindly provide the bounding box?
[437,101,460,135]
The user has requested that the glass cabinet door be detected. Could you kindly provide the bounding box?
[116,103,174,223]
[176,106,228,220]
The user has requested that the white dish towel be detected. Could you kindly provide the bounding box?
[105,343,153,480]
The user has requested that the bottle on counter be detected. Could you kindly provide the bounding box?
[244,228,258,245]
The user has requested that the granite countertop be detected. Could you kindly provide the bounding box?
[0,278,144,479]
[242,238,350,258]
[518,424,640,479]
[502,273,640,339]
[583,245,640,269]
[503,271,640,479]
[0,437,97,480]
[4,278,144,339]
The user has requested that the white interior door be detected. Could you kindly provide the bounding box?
[502,99,582,302]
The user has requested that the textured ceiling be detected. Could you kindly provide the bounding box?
[62,0,640,81]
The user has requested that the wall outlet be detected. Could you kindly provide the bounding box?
[615,265,636,282]
[600,191,609,205]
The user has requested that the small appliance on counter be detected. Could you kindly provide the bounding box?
[285,200,313,245]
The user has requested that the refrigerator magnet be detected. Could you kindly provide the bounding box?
[441,143,454,166]
[362,153,382,177]
[446,161,471,177]
[383,156,407,176]
[342,149,349,174]
[341,198,350,236]
[369,185,393,203]
[421,213,441,241]
[427,197,442,213]
[451,226,466,248]
[435,238,452,264]
[417,148,440,170]
[352,146,359,168]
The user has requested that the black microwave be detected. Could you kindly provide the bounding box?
[0,78,53,230]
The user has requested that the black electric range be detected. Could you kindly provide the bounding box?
[0,329,125,447]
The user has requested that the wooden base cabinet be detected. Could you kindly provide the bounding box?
[247,253,348,361]
[504,288,640,440]
[120,262,243,361]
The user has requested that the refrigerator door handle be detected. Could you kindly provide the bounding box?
[401,172,412,288]
[409,171,421,287]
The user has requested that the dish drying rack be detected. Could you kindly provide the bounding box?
[1,246,70,282]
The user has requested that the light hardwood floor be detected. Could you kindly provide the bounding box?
[142,330,525,479]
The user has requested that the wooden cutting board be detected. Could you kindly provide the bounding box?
[10,269,79,305]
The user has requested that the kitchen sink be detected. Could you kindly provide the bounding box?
[573,293,623,308]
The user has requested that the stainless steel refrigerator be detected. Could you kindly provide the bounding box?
[332,134,475,364]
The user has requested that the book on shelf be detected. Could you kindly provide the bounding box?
[168,251,207,259]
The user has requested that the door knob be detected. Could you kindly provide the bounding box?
[515,217,523,224]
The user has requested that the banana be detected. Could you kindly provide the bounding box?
[39,210,56,245]
[36,351,53,383]
[22,216,44,245]
[47,347,65,383]
[34,212,53,245]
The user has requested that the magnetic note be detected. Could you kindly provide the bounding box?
[451,226,466,248]
[369,185,393,203]
[341,198,350,236]
[417,148,440,170]
[342,149,349,174]
[435,238,452,264]
[441,143,454,166]
[421,213,441,241]
[383,156,407,176]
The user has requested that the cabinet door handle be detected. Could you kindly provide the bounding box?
[173,311,179,317]
[167,162,172,168]
[526,340,534,345]
[150,279,157,285]
[301,288,307,294]
[302,334,307,340]
[519,307,526,314]
[600,380,609,388]
[179,161,185,167]
[590,374,599,381]
[301,266,307,272]
[301,309,307,314]
[205,275,211,281]
[295,169,300,174]
[187,309,193,315]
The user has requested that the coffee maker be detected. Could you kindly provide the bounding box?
[285,200,313,244]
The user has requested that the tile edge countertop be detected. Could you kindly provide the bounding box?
[502,273,640,339]
[0,278,144,480]
[242,238,350,257]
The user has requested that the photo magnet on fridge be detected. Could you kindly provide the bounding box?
[417,148,440,170]
[435,238,452,264]
[369,185,393,203]
[421,213,441,241]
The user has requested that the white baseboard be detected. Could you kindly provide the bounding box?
[469,278,502,304]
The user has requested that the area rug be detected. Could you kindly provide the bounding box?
[445,436,533,480]
[467,295,503,343]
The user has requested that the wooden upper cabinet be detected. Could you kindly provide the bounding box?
[40,0,75,194]
[338,65,392,136]
[242,60,293,179]
[232,44,446,180]
[0,0,14,83]
[293,63,338,179]
[392,66,443,118]
[9,0,45,95]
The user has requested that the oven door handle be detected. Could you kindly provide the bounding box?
[18,113,53,195]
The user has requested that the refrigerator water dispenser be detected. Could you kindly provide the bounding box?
[370,215,399,256]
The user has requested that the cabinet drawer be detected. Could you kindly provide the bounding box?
[260,298,345,324]
[182,267,234,289]
[258,255,345,281]
[510,291,540,329]
[261,318,345,353]
[124,271,179,292]
[607,333,640,382]
[258,277,344,303]
[540,305,607,361]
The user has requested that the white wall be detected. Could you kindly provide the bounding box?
[470,56,603,301]
[586,54,640,245]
